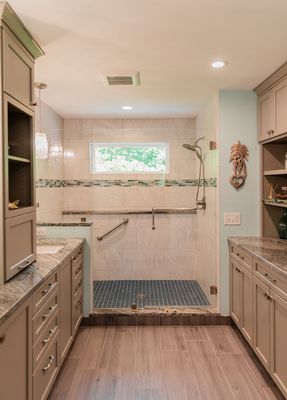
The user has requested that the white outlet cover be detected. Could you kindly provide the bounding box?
[224,213,241,225]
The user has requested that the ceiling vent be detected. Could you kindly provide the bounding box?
[104,72,140,86]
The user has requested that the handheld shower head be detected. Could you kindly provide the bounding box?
[182,143,195,151]
[182,138,206,210]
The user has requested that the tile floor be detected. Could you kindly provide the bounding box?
[48,325,283,400]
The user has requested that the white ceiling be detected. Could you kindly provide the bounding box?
[9,0,287,118]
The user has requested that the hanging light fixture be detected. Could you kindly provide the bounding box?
[34,82,48,159]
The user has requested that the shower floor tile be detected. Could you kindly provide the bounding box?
[93,280,209,309]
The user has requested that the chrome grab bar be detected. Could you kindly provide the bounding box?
[63,208,197,216]
[97,218,129,241]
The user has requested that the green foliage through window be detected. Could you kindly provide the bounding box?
[90,143,169,173]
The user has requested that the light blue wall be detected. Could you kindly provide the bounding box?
[218,90,260,315]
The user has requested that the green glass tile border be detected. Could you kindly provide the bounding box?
[36,178,217,188]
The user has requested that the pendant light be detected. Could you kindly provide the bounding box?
[34,82,48,159]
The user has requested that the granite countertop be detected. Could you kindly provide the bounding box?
[228,236,287,278]
[37,222,93,226]
[0,237,84,327]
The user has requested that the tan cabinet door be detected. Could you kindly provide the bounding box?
[274,77,287,137]
[253,276,270,370]
[59,259,73,364]
[2,30,35,109]
[230,258,242,326]
[270,290,287,398]
[0,300,32,400]
[241,265,253,346]
[5,212,36,281]
[258,91,275,142]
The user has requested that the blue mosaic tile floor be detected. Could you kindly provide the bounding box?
[93,280,209,308]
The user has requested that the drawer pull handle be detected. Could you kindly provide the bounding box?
[0,335,5,344]
[42,305,57,320]
[264,292,268,298]
[264,273,277,284]
[42,327,57,344]
[42,282,55,297]
[73,251,82,261]
[42,355,54,372]
[236,252,240,257]
[18,260,31,270]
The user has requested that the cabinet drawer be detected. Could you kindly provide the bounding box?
[73,292,83,334]
[33,291,58,344]
[73,259,83,281]
[230,244,252,270]
[254,261,287,301]
[33,272,58,317]
[2,30,34,109]
[33,312,58,373]
[33,335,59,400]
[5,212,36,281]
[73,271,83,299]
[71,246,83,268]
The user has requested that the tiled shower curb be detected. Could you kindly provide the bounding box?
[81,313,231,326]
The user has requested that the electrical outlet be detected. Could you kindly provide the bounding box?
[224,213,241,225]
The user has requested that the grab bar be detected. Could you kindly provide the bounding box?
[63,208,197,216]
[96,218,129,241]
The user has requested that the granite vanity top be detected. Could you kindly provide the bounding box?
[0,238,84,327]
[228,237,287,278]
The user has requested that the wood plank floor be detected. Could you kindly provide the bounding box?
[48,325,284,400]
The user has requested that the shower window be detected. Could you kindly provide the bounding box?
[90,142,170,174]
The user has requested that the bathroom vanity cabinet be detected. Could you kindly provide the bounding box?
[0,2,44,283]
[0,244,83,400]
[229,241,287,399]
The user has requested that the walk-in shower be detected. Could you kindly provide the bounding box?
[183,137,206,210]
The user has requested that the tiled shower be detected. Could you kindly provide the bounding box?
[36,101,219,310]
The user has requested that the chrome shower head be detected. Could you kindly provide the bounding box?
[182,143,196,151]
[182,143,202,161]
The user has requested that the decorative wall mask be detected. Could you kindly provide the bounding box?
[229,141,249,189]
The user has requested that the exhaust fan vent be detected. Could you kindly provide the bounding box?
[105,72,140,86]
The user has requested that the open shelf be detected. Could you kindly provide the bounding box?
[5,98,34,215]
[263,200,287,208]
[8,155,31,163]
[264,169,287,176]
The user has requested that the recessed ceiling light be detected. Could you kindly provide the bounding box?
[122,105,133,110]
[211,60,227,69]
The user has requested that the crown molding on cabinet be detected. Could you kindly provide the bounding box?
[254,61,287,96]
[0,1,44,58]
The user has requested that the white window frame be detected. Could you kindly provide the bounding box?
[89,142,170,174]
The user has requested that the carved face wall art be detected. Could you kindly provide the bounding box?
[229,141,249,189]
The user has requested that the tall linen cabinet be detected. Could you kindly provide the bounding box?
[0,1,44,283]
